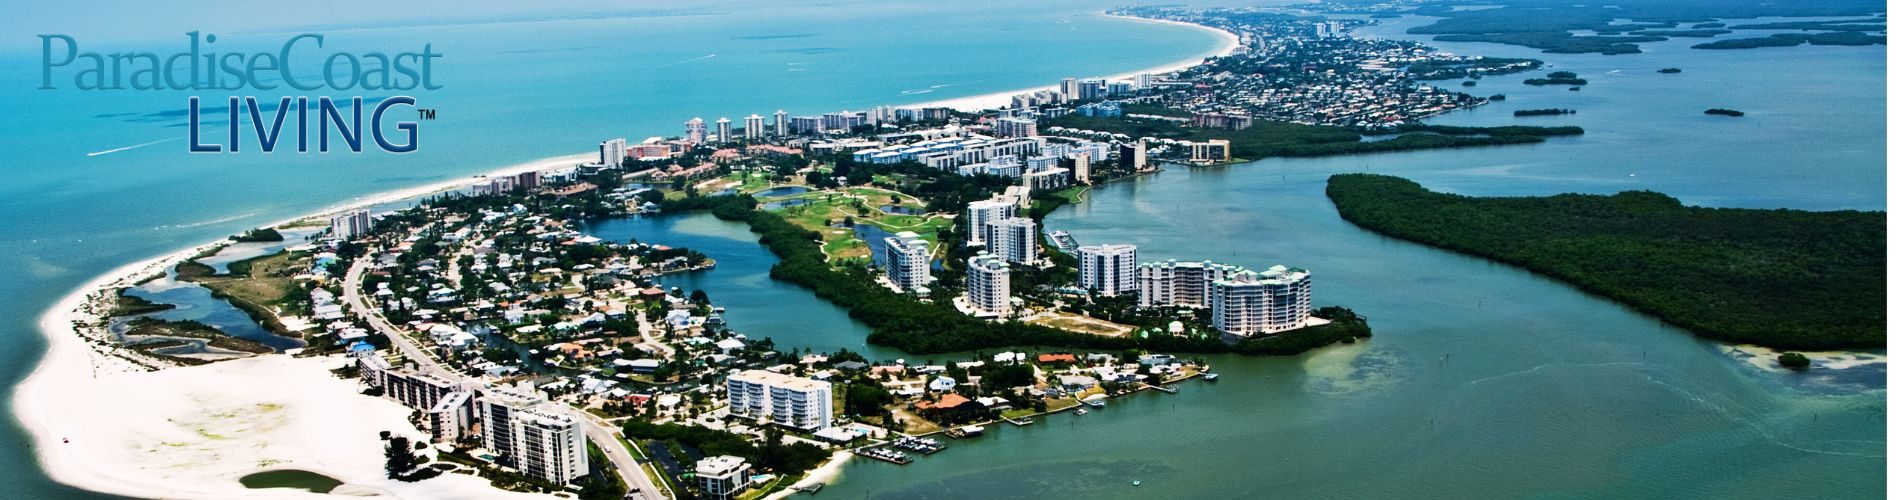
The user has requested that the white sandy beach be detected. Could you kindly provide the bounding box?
[908,13,1242,112]
[12,153,595,499]
[763,451,853,500]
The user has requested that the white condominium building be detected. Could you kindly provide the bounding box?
[1211,266,1314,337]
[772,110,788,136]
[986,217,1039,265]
[330,209,372,240]
[715,117,732,143]
[1077,244,1138,296]
[744,114,764,139]
[478,387,589,485]
[965,198,1016,246]
[966,252,1012,317]
[1137,259,1244,308]
[883,231,933,293]
[685,117,707,144]
[593,137,627,168]
[727,370,833,430]
[697,455,751,499]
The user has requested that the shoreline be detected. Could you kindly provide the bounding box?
[12,152,595,499]
[906,13,1241,112]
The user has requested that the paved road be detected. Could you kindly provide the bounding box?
[346,254,666,500]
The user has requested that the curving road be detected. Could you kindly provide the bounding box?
[345,254,665,500]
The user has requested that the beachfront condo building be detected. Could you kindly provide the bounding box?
[986,217,1040,265]
[883,231,933,293]
[330,209,372,240]
[966,252,1012,317]
[1137,259,1245,309]
[715,117,732,143]
[358,356,476,443]
[1212,266,1314,337]
[727,370,833,430]
[1078,244,1138,296]
[590,138,627,169]
[773,110,788,136]
[697,456,752,499]
[685,117,707,144]
[744,114,764,139]
[478,386,589,484]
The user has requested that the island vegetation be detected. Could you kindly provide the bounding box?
[1523,71,1588,86]
[230,228,285,243]
[1778,352,1812,370]
[1324,174,1883,350]
[1513,108,1576,117]
[1365,0,1886,54]
[1658,68,1683,74]
[1705,108,1745,117]
[1045,114,1581,161]
[1693,31,1886,50]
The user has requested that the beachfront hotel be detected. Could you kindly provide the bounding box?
[882,231,933,294]
[1137,259,1245,308]
[478,386,590,484]
[329,209,372,240]
[715,117,733,143]
[727,369,834,430]
[1078,244,1138,296]
[1211,266,1314,337]
[966,251,1012,317]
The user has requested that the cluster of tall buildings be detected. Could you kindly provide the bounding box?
[965,198,1038,265]
[726,369,834,430]
[1131,260,1314,337]
[358,356,589,485]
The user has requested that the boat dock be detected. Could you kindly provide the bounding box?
[853,446,913,465]
[890,436,946,455]
[1002,415,1032,426]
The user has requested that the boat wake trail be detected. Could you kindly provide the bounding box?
[87,138,182,157]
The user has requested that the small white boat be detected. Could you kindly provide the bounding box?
[1132,480,1142,487]
[1074,408,1088,415]
[1202,372,1219,381]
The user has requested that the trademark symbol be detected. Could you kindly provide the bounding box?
[417,109,437,120]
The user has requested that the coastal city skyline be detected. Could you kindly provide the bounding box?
[0,1,1889,499]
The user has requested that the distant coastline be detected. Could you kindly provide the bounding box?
[907,12,1242,112]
